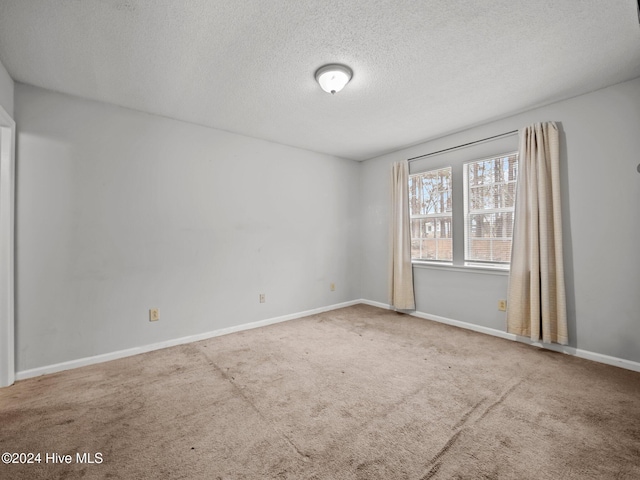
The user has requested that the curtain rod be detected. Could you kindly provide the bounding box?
[408,130,518,163]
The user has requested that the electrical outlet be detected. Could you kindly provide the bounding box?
[149,308,160,321]
[498,300,507,312]
[259,293,265,303]
[330,283,335,291]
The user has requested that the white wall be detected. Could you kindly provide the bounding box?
[15,84,361,372]
[0,58,13,117]
[361,77,640,364]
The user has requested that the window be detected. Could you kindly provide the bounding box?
[408,167,452,262]
[464,153,518,265]
[409,151,518,268]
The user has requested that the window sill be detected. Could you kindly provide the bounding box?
[411,261,510,276]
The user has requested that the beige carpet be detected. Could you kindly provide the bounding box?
[1,304,639,479]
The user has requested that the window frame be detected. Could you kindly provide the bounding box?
[408,146,519,272]
[462,152,519,268]
[408,166,453,264]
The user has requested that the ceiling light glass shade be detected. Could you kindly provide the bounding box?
[315,64,352,94]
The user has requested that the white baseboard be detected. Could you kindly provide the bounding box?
[358,299,640,373]
[14,298,640,381]
[15,299,361,381]
[359,299,391,310]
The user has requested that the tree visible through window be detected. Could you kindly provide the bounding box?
[408,167,452,261]
[464,153,518,264]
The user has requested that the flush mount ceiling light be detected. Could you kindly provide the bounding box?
[315,64,353,94]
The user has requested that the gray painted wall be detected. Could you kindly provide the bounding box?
[15,84,361,372]
[361,77,640,363]
[0,57,13,117]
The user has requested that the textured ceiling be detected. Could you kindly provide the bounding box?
[0,1,639,161]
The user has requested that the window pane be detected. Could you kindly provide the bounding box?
[409,167,452,262]
[437,217,452,239]
[464,153,518,265]
[411,238,421,259]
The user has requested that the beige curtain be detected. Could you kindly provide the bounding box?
[507,122,568,344]
[389,161,415,310]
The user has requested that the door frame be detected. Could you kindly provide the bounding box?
[0,105,15,387]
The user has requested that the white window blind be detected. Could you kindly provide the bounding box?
[463,153,518,265]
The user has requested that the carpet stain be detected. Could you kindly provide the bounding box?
[476,379,523,423]
[420,379,524,478]
[452,397,487,430]
[280,434,311,463]
[199,346,312,463]
[425,430,462,467]
[419,461,441,480]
